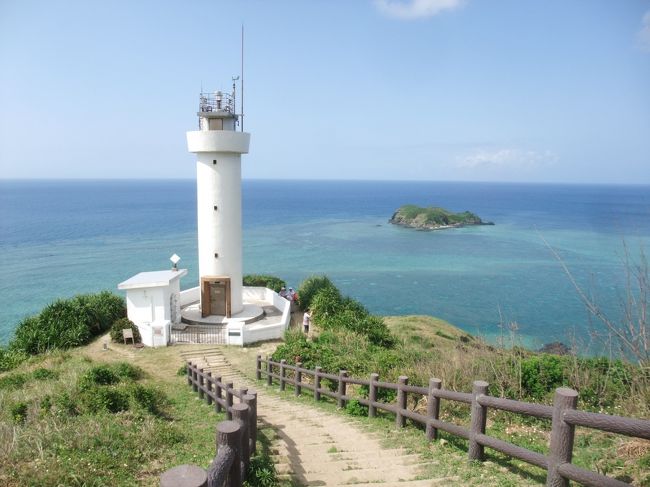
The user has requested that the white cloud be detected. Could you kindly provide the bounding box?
[639,10,650,52]
[374,0,463,20]
[456,148,558,170]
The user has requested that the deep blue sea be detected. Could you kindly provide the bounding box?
[1,179,649,351]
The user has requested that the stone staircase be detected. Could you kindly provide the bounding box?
[179,347,456,487]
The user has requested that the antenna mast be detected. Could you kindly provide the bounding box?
[241,24,244,132]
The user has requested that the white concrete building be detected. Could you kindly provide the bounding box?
[117,269,187,347]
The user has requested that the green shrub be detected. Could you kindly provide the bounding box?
[520,354,567,400]
[110,318,141,344]
[11,402,29,424]
[0,372,29,390]
[9,292,126,356]
[79,365,120,389]
[80,385,130,414]
[243,274,286,293]
[296,275,338,310]
[40,395,52,413]
[310,286,343,322]
[177,364,189,376]
[53,391,79,416]
[77,291,126,333]
[246,453,279,487]
[345,399,368,417]
[20,300,91,354]
[32,367,59,381]
[0,347,28,372]
[112,362,144,380]
[129,384,166,415]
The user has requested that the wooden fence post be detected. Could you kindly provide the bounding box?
[280,359,287,391]
[295,362,303,396]
[192,364,198,393]
[160,464,207,487]
[546,387,578,487]
[314,366,322,401]
[368,373,379,418]
[266,356,273,386]
[337,370,348,409]
[396,376,409,428]
[226,382,234,420]
[256,355,262,380]
[239,388,248,403]
[206,371,213,406]
[469,380,489,461]
[215,375,222,413]
[426,378,442,441]
[231,404,250,478]
[244,392,257,455]
[213,420,241,487]
[198,368,205,400]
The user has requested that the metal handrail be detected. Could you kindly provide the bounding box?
[199,91,235,114]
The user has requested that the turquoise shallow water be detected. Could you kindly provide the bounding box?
[1,179,649,351]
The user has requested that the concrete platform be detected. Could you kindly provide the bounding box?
[180,302,265,327]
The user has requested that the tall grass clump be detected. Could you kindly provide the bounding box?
[296,275,338,310]
[308,279,395,347]
[1,292,126,371]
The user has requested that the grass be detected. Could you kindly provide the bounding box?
[1,315,647,486]
[221,345,547,486]
[0,337,275,486]
[222,319,650,487]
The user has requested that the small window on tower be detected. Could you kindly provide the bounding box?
[214,253,219,258]
[213,159,217,165]
[213,205,218,211]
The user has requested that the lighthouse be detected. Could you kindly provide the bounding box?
[187,88,250,317]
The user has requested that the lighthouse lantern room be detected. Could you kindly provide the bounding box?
[187,88,250,317]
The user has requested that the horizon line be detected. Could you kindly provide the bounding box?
[1,177,650,187]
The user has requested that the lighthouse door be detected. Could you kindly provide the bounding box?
[201,276,231,318]
[210,282,226,315]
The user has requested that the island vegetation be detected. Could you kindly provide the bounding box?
[389,204,494,230]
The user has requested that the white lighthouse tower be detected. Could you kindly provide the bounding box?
[187,88,250,317]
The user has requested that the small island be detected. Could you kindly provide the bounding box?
[389,205,494,230]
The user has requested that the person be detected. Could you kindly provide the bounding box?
[279,286,288,299]
[288,287,297,301]
[302,310,311,334]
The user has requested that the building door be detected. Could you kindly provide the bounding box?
[201,277,231,318]
[209,281,227,316]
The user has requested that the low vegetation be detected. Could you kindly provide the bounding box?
[271,277,649,485]
[0,342,281,486]
[0,291,126,372]
[110,317,141,344]
[243,274,286,293]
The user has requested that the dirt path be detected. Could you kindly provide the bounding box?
[180,346,455,487]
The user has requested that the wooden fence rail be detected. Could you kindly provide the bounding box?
[160,362,258,487]
[257,355,650,487]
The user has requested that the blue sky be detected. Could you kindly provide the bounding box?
[1,0,649,183]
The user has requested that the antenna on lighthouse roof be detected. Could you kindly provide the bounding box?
[240,24,244,132]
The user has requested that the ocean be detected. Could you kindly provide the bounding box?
[1,179,649,352]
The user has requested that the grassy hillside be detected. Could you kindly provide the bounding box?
[0,339,272,486]
[273,291,649,487]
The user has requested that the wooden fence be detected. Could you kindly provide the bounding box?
[257,355,650,487]
[160,362,258,487]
